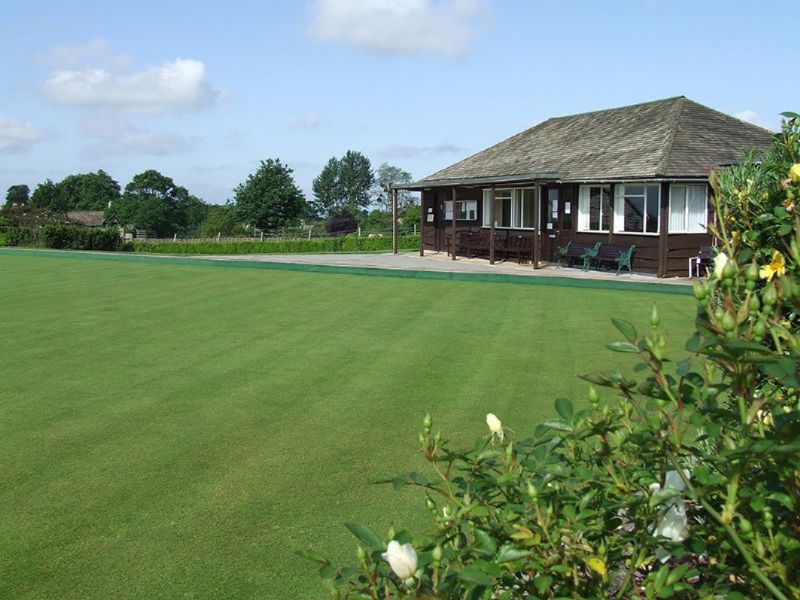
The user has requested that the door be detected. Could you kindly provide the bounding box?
[542,187,560,261]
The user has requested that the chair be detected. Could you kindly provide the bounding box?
[689,246,715,278]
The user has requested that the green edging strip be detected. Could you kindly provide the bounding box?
[0,247,692,295]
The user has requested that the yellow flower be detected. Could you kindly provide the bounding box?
[587,557,607,577]
[790,163,800,183]
[759,250,786,281]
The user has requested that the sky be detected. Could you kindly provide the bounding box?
[1,0,798,205]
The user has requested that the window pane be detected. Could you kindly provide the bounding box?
[687,186,706,232]
[502,197,512,227]
[624,196,644,232]
[625,184,644,196]
[444,200,453,220]
[482,190,491,226]
[522,189,535,228]
[493,195,503,226]
[669,186,687,232]
[601,188,611,231]
[589,187,600,230]
[645,185,659,233]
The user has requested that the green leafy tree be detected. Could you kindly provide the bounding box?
[5,184,29,206]
[374,163,413,211]
[200,204,245,237]
[362,208,392,232]
[339,150,374,213]
[311,151,375,218]
[310,157,341,218]
[57,170,121,211]
[30,179,60,211]
[305,115,800,598]
[232,158,306,230]
[107,170,205,236]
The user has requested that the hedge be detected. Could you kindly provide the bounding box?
[129,235,421,255]
[5,224,122,251]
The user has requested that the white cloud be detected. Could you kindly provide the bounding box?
[0,116,48,153]
[378,143,468,158]
[308,0,489,57]
[735,109,777,131]
[291,114,323,129]
[43,57,222,114]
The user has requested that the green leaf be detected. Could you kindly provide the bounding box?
[650,488,682,509]
[534,575,553,594]
[319,564,336,579]
[611,317,637,341]
[555,397,574,421]
[345,523,383,550]
[459,568,493,587]
[474,528,497,554]
[607,341,639,353]
[496,544,531,563]
[541,418,573,432]
[298,549,330,564]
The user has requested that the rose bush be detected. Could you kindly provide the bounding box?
[303,114,800,599]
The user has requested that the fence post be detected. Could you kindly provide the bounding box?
[260,231,264,241]
[413,223,417,235]
[308,226,312,240]
[173,233,177,242]
[358,226,362,238]
[217,232,221,242]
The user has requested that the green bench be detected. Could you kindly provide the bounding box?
[593,243,636,275]
[555,241,601,271]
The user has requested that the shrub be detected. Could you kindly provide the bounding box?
[130,235,420,255]
[7,226,36,247]
[327,209,359,236]
[303,117,800,597]
[39,224,122,251]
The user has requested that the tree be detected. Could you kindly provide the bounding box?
[200,204,244,237]
[311,151,375,218]
[374,163,413,211]
[232,158,306,230]
[310,157,341,218]
[106,170,206,236]
[5,184,29,206]
[338,150,374,213]
[30,179,60,211]
[58,170,121,211]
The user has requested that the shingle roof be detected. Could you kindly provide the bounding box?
[66,211,106,227]
[414,97,774,186]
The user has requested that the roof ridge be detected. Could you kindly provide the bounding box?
[546,96,685,122]
[656,96,686,176]
[682,97,777,134]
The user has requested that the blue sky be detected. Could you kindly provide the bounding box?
[1,0,797,204]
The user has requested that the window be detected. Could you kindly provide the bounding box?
[444,199,477,220]
[578,185,611,232]
[481,189,535,228]
[614,184,660,234]
[669,184,707,233]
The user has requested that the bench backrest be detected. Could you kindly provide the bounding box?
[597,244,634,259]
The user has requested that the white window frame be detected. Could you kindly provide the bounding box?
[444,199,478,221]
[668,184,708,233]
[613,183,661,235]
[577,185,611,233]
[481,188,535,230]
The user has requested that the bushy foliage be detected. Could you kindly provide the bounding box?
[5,184,30,206]
[6,223,122,251]
[129,235,420,255]
[327,209,359,236]
[304,117,800,598]
[232,159,306,231]
[200,204,246,237]
[105,169,207,236]
[311,151,375,217]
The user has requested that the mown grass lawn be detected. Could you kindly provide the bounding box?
[0,252,695,599]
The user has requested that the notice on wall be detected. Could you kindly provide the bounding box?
[564,202,571,214]
[547,222,554,229]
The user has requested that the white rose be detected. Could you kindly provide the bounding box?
[486,413,502,434]
[381,540,417,580]
[713,252,729,280]
[650,469,691,562]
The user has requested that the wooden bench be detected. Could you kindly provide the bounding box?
[593,244,636,275]
[556,241,601,271]
[508,234,533,264]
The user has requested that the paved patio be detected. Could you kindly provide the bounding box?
[201,251,692,286]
